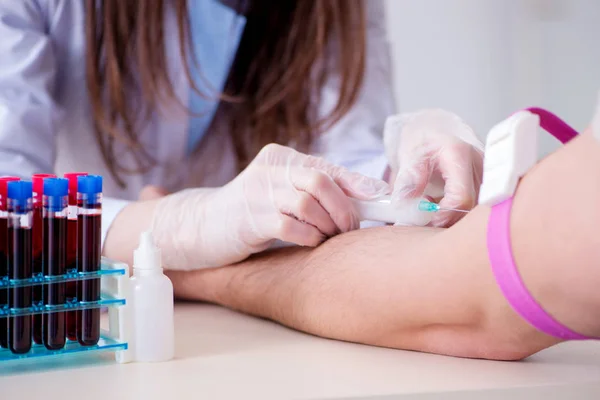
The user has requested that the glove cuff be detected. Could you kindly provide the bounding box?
[151,188,218,270]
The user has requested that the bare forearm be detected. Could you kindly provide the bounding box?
[169,213,547,359]
[168,213,537,360]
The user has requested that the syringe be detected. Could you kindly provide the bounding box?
[350,195,468,226]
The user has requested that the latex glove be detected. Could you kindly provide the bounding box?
[151,144,390,270]
[384,109,484,227]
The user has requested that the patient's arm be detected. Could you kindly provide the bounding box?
[168,130,600,360]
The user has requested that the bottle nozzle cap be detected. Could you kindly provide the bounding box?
[134,231,162,271]
[139,231,153,249]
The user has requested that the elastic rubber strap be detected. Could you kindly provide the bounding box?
[488,199,591,340]
[487,107,592,340]
[524,107,579,144]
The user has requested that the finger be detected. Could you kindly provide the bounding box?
[333,171,391,200]
[276,189,338,237]
[290,168,360,233]
[431,146,477,227]
[276,214,326,247]
[439,145,478,210]
[139,185,169,201]
[391,157,432,204]
[302,155,390,200]
[254,143,295,165]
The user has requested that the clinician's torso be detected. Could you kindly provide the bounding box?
[44,0,246,200]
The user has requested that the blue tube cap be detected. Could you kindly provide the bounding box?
[77,175,103,195]
[7,180,32,202]
[43,177,69,197]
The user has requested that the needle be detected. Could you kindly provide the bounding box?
[418,200,469,213]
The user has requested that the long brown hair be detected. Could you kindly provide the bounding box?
[85,0,366,186]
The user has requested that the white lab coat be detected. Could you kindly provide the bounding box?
[0,0,395,244]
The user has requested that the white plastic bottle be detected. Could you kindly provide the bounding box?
[130,231,175,362]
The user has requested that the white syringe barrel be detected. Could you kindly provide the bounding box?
[350,196,432,226]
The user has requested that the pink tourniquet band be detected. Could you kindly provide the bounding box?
[524,107,579,143]
[487,107,592,340]
[487,199,591,340]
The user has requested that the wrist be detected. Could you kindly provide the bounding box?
[151,189,205,270]
[103,199,158,266]
[152,187,243,270]
[167,268,226,304]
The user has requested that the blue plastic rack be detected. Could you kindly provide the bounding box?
[0,258,131,363]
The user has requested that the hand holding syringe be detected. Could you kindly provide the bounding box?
[350,195,468,226]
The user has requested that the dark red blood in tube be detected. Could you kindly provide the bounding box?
[64,172,87,342]
[0,176,19,349]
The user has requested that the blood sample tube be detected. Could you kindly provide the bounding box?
[43,178,68,350]
[7,180,33,354]
[64,172,87,341]
[31,173,55,345]
[0,176,20,349]
[76,175,102,346]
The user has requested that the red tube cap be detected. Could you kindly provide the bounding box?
[0,176,21,211]
[64,172,88,205]
[32,173,56,204]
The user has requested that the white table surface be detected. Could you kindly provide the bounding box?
[1,303,600,399]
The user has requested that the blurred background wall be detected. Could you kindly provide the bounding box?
[384,0,600,155]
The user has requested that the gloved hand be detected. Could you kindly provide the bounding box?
[384,109,484,227]
[151,144,390,270]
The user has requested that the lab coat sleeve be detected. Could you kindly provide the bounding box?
[101,198,131,250]
[311,0,396,180]
[0,1,130,250]
[0,0,59,177]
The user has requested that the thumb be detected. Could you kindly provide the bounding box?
[391,158,432,204]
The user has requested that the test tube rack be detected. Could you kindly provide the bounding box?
[0,257,132,364]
